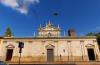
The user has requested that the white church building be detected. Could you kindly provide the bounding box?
[0,21,100,64]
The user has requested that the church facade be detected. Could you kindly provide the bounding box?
[0,22,100,63]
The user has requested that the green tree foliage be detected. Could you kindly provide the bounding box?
[4,27,12,37]
[96,33,100,46]
[86,32,100,51]
[86,32,95,36]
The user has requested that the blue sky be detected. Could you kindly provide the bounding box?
[0,0,100,37]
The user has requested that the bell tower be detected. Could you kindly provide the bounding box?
[68,28,77,37]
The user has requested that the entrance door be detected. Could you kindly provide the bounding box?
[6,49,13,61]
[47,49,54,62]
[87,48,95,61]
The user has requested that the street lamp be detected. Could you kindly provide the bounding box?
[18,42,24,65]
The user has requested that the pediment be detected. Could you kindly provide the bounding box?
[6,44,15,48]
[45,44,55,49]
[85,44,94,47]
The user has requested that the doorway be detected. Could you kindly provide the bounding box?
[47,49,54,62]
[87,48,95,61]
[6,49,13,61]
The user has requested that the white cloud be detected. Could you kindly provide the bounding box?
[0,0,40,14]
[0,0,19,8]
[16,6,28,14]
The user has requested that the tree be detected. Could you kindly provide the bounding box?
[86,32,100,50]
[4,27,13,37]
[94,32,100,51]
[86,32,95,36]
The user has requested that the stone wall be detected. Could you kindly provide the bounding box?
[10,56,90,62]
[0,38,100,62]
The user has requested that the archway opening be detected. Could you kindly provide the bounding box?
[87,48,95,61]
[6,49,13,61]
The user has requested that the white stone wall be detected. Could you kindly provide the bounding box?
[0,37,99,61]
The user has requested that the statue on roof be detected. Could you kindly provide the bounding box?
[38,20,61,37]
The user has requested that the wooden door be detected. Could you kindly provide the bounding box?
[87,48,95,61]
[6,49,13,61]
[47,49,54,62]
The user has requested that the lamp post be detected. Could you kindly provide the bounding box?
[18,42,24,65]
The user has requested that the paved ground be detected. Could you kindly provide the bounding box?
[7,62,100,65]
[9,64,76,65]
